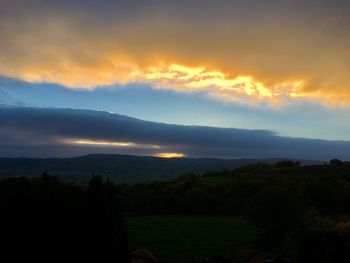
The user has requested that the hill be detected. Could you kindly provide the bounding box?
[0,154,322,183]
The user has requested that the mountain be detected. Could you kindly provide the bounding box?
[0,154,322,183]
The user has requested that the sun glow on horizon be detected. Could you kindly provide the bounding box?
[153,152,185,158]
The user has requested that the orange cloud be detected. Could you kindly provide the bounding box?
[0,1,349,107]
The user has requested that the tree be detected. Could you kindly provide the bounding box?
[246,186,302,249]
[330,159,344,166]
[0,175,131,263]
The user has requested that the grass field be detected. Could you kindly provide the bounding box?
[125,215,262,262]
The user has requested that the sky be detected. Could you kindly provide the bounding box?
[0,0,350,159]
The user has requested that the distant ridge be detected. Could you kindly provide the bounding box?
[0,154,323,183]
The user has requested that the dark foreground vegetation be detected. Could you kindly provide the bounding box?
[119,160,350,262]
[0,174,130,263]
[1,159,350,262]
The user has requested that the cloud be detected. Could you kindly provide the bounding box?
[0,78,28,106]
[0,105,349,160]
[0,0,349,106]
[0,89,8,103]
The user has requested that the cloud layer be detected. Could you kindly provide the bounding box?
[0,105,349,160]
[0,0,350,106]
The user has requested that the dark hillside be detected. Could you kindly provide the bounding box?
[0,154,322,183]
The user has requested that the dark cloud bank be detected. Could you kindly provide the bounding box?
[0,105,349,160]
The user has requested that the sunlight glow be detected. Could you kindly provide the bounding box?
[1,58,305,106]
[65,139,161,149]
[144,64,274,99]
[153,152,185,158]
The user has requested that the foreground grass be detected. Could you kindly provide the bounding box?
[126,215,261,262]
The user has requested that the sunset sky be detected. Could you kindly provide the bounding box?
[1,0,350,159]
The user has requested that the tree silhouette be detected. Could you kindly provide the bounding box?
[0,174,131,263]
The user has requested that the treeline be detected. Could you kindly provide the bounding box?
[116,160,350,262]
[0,174,130,263]
[2,160,350,262]
[116,161,350,216]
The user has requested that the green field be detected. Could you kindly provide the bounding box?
[126,215,262,262]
